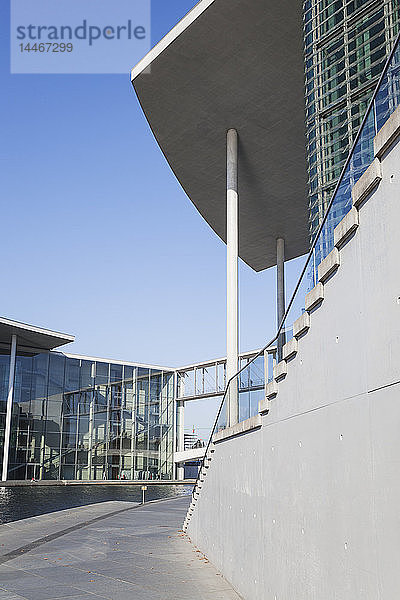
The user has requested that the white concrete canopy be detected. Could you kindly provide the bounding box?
[0,317,74,352]
[131,0,308,271]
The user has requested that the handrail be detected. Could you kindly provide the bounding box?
[191,31,400,498]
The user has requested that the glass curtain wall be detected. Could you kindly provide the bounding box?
[304,0,400,241]
[0,348,11,469]
[7,352,174,481]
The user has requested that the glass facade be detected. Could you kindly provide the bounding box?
[0,349,11,470]
[3,350,174,481]
[304,0,400,240]
[281,35,400,349]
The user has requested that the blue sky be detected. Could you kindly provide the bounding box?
[1,0,304,371]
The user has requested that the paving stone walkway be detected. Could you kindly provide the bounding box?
[0,496,241,599]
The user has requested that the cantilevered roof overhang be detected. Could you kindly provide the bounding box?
[0,317,74,352]
[131,0,308,271]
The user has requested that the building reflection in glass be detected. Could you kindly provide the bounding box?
[5,351,174,481]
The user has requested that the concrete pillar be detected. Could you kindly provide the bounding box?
[88,399,94,480]
[1,334,17,482]
[176,464,184,481]
[226,128,239,427]
[176,400,185,480]
[74,403,80,480]
[39,434,45,480]
[131,402,135,481]
[277,237,286,361]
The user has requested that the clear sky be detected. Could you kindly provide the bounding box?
[1,0,304,374]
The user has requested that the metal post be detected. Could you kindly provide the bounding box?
[226,128,239,427]
[105,386,110,480]
[1,334,17,482]
[130,408,135,481]
[88,398,94,480]
[58,402,64,480]
[118,385,123,480]
[277,237,286,361]
[176,400,184,480]
[74,403,80,480]
[39,433,45,480]
[131,367,137,480]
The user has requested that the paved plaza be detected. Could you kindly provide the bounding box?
[0,496,240,599]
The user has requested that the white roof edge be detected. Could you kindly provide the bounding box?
[62,352,174,372]
[61,347,275,373]
[50,346,278,374]
[131,0,215,81]
[0,316,74,342]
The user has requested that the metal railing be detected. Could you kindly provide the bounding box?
[191,32,400,498]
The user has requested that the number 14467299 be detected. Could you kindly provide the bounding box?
[19,43,73,52]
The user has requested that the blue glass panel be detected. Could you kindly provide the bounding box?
[80,359,94,389]
[110,363,123,382]
[95,361,109,386]
[48,353,66,403]
[64,357,80,392]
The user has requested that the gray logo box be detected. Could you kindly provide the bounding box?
[11,0,151,74]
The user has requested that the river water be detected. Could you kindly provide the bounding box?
[0,484,192,525]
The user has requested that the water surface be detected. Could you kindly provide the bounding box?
[0,484,192,525]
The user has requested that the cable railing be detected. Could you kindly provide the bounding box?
[192,32,400,498]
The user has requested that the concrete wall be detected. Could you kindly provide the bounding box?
[186,132,400,599]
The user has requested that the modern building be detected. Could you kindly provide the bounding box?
[305,0,400,240]
[131,0,400,395]
[131,0,400,597]
[0,318,176,482]
[3,2,400,594]
[0,317,269,482]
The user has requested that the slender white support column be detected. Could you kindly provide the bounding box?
[39,434,45,480]
[1,334,17,482]
[176,400,185,480]
[88,399,94,480]
[226,128,239,427]
[276,237,286,361]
